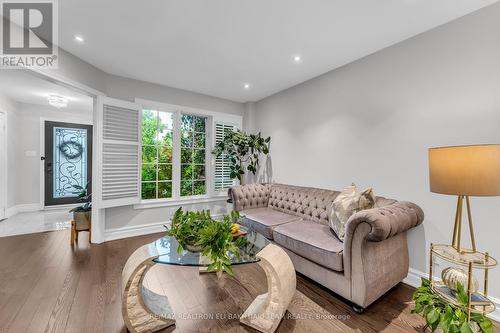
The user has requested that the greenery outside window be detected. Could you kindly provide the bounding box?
[141,110,173,199]
[180,114,207,196]
[138,101,240,204]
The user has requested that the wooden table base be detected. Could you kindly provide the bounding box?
[122,243,175,333]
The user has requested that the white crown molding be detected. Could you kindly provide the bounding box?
[403,267,500,322]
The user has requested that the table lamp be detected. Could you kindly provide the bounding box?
[429,144,500,253]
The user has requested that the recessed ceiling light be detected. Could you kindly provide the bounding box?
[293,55,301,62]
[48,95,69,108]
[74,35,84,43]
[244,83,250,89]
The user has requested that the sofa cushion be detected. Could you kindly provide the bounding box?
[329,184,376,241]
[273,221,344,271]
[240,207,301,239]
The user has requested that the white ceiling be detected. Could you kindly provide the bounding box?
[58,0,498,102]
[0,70,93,111]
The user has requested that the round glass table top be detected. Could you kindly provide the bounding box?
[153,228,270,266]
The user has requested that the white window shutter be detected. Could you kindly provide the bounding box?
[97,97,141,208]
[214,122,238,192]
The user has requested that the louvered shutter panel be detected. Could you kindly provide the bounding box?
[98,98,141,208]
[214,122,237,192]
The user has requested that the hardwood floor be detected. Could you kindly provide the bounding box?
[0,230,490,333]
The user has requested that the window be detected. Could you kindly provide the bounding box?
[180,114,207,196]
[214,122,237,192]
[141,110,173,199]
[138,101,241,203]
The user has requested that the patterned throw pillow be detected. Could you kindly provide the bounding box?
[329,184,376,241]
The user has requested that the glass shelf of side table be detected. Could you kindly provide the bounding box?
[429,243,497,317]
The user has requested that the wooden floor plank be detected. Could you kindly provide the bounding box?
[1,230,497,333]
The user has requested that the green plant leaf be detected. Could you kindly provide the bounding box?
[427,309,440,325]
[459,322,473,333]
[478,318,493,333]
[421,277,430,287]
[456,282,469,305]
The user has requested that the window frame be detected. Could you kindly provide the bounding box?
[134,99,242,208]
[140,109,174,200]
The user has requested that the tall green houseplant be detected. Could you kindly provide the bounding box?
[212,129,270,184]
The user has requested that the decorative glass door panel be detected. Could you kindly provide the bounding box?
[44,121,93,206]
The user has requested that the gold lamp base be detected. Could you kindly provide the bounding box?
[452,195,477,254]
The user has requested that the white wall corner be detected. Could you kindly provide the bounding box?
[243,102,256,133]
[403,267,500,322]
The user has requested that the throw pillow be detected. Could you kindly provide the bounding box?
[329,184,376,241]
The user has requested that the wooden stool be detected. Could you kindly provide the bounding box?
[71,220,91,245]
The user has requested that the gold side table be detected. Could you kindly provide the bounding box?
[429,243,497,321]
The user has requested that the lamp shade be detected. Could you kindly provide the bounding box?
[429,144,500,196]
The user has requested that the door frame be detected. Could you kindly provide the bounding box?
[0,111,6,220]
[27,67,106,243]
[40,116,93,209]
[43,121,93,207]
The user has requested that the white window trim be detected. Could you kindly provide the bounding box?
[133,196,228,210]
[135,98,242,206]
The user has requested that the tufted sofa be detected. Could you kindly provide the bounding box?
[228,183,424,311]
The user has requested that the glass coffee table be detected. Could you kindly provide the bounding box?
[121,228,296,333]
[153,228,270,267]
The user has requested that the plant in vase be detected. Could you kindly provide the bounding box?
[69,182,91,226]
[165,208,247,276]
[412,278,493,333]
[166,209,213,252]
[212,129,270,184]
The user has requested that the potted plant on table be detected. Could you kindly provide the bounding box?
[165,208,247,277]
[412,278,493,333]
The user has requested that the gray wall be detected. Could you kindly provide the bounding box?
[254,3,500,298]
[0,95,18,209]
[105,74,244,116]
[44,48,108,93]
[4,102,92,207]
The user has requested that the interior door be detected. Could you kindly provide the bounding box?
[0,112,6,219]
[44,121,93,206]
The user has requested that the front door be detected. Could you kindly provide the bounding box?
[44,121,93,206]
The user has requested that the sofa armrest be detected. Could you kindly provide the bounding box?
[228,184,271,211]
[342,201,424,306]
[344,201,424,242]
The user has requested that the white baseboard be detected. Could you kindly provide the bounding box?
[6,203,42,218]
[403,267,500,322]
[103,214,225,242]
[104,221,167,242]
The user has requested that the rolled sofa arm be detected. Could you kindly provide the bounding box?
[228,184,271,211]
[344,201,424,242]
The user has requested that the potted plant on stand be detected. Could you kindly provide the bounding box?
[69,182,91,245]
[212,129,271,185]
